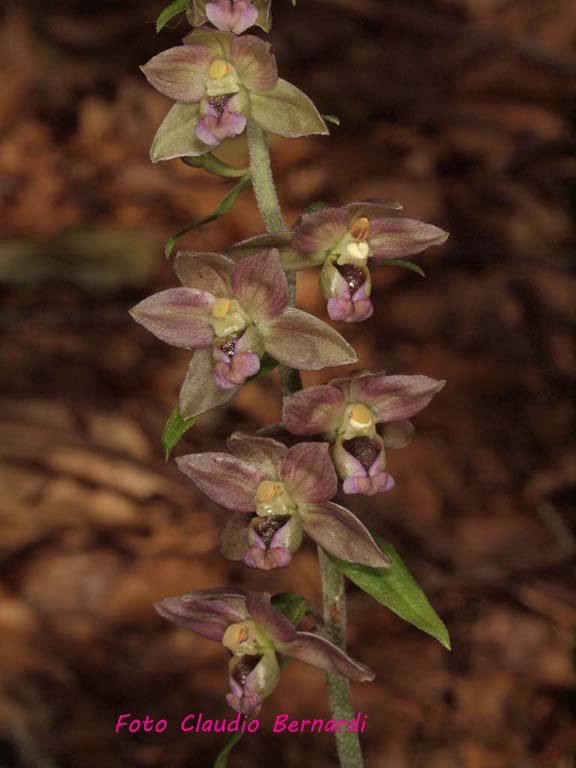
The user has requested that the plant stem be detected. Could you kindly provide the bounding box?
[318,548,365,768]
[246,120,302,398]
[247,120,364,768]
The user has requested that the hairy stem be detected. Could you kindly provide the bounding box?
[246,120,302,398]
[247,120,364,768]
[319,548,365,768]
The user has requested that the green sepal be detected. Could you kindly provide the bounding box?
[322,114,341,126]
[162,354,278,458]
[164,174,252,259]
[156,0,188,32]
[385,259,426,278]
[181,154,249,179]
[326,533,450,650]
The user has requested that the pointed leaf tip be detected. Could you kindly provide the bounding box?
[327,533,451,650]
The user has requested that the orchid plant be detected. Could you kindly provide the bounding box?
[135,3,451,766]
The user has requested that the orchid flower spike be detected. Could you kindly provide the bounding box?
[227,200,449,323]
[130,250,357,419]
[176,433,390,570]
[155,589,374,714]
[142,29,327,161]
[188,0,272,34]
[282,371,446,495]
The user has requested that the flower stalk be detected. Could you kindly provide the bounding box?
[247,118,362,767]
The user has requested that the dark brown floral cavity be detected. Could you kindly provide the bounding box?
[343,436,381,469]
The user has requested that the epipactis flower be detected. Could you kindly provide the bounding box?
[155,588,374,714]
[176,433,389,569]
[142,29,327,161]
[188,0,272,34]
[130,250,357,419]
[227,200,449,323]
[282,371,446,495]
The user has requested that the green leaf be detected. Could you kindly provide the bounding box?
[213,729,245,768]
[162,355,279,457]
[322,114,341,126]
[385,259,426,278]
[327,534,450,650]
[162,408,199,461]
[271,593,309,627]
[164,174,252,259]
[156,0,187,32]
[181,154,249,179]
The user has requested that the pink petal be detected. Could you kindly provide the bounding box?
[206,0,259,34]
[292,207,350,257]
[279,632,375,682]
[281,442,337,503]
[282,385,345,437]
[369,218,449,259]
[141,45,212,102]
[174,252,234,296]
[245,592,298,644]
[348,373,446,423]
[129,288,214,349]
[260,308,357,370]
[299,501,389,567]
[227,432,287,475]
[230,35,278,92]
[154,588,248,642]
[176,452,265,512]
[231,250,288,322]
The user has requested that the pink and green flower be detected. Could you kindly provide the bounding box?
[176,433,390,569]
[156,588,374,714]
[130,250,357,419]
[227,200,449,323]
[142,29,327,161]
[282,371,446,495]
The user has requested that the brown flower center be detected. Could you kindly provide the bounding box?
[343,436,381,470]
[337,264,366,293]
[252,515,291,547]
[232,655,262,686]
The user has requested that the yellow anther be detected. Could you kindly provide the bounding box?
[349,404,373,429]
[208,59,230,79]
[349,216,370,241]
[212,298,231,319]
[222,623,249,650]
[256,481,280,503]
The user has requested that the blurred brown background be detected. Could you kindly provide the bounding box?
[1,0,575,766]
